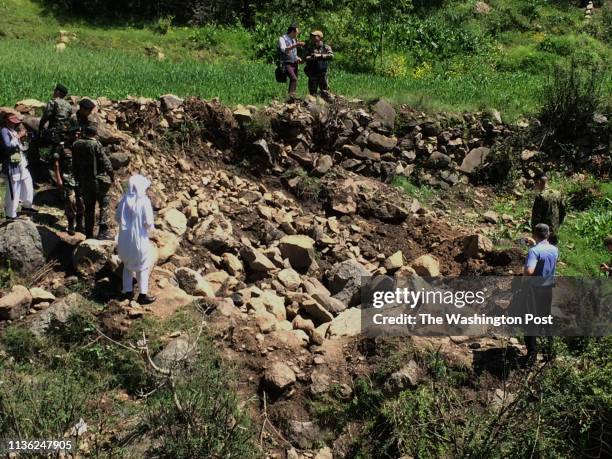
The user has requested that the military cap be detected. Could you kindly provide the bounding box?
[55,83,68,95]
[534,171,548,181]
[310,30,324,38]
[79,98,96,110]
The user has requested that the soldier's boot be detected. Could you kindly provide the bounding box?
[97,226,113,241]
[67,217,76,236]
[75,215,85,234]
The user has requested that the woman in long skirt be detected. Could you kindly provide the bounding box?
[115,174,156,304]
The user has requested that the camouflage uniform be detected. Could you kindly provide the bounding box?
[531,189,566,245]
[304,43,333,98]
[41,98,73,145]
[72,137,114,239]
[53,146,84,224]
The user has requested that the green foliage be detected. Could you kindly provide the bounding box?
[539,61,607,142]
[152,15,173,35]
[48,311,96,347]
[391,176,437,204]
[243,110,272,142]
[144,339,259,458]
[2,326,42,362]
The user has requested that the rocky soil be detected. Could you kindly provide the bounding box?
[0,94,608,457]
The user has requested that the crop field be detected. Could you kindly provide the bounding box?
[0,39,549,118]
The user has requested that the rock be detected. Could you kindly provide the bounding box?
[367,132,397,152]
[328,259,369,307]
[72,239,115,279]
[233,105,253,123]
[109,151,130,169]
[223,253,244,276]
[474,1,491,14]
[458,147,490,174]
[160,94,184,112]
[310,369,332,395]
[240,246,277,273]
[488,109,502,124]
[153,337,196,369]
[521,149,538,161]
[278,268,302,290]
[29,287,55,305]
[411,255,440,277]
[264,362,296,391]
[0,219,45,274]
[175,267,215,298]
[301,298,334,324]
[311,291,347,315]
[371,99,396,130]
[279,235,316,270]
[427,151,452,169]
[385,360,420,393]
[328,307,361,337]
[254,310,278,333]
[314,154,333,176]
[421,121,440,137]
[482,210,499,224]
[150,230,180,263]
[159,208,187,236]
[384,251,404,272]
[286,420,321,449]
[29,293,84,336]
[15,98,45,109]
[0,285,32,321]
[96,122,130,146]
[194,214,237,254]
[292,315,315,333]
[315,447,333,459]
[463,234,494,259]
[252,139,274,165]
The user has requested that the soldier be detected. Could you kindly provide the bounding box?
[53,142,84,235]
[72,125,114,240]
[304,30,334,100]
[531,173,565,246]
[69,98,96,143]
[38,84,73,146]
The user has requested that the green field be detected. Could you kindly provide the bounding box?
[0,0,610,119]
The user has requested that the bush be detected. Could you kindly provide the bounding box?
[144,339,258,458]
[2,326,42,362]
[539,61,606,142]
[151,15,173,35]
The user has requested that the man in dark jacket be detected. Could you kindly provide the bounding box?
[72,125,114,240]
[304,30,334,100]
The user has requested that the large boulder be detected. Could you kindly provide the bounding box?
[159,208,187,236]
[240,246,277,273]
[0,219,45,273]
[0,285,32,321]
[279,235,316,270]
[328,308,361,338]
[97,122,130,146]
[367,132,397,153]
[193,214,238,254]
[371,99,396,130]
[175,267,215,298]
[463,234,494,259]
[411,254,440,277]
[29,292,85,336]
[72,239,116,279]
[150,229,180,263]
[264,362,296,391]
[327,259,369,307]
[458,147,490,174]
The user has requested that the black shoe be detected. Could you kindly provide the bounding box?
[97,231,113,241]
[75,216,84,234]
[137,294,157,305]
[67,218,76,236]
[121,291,134,302]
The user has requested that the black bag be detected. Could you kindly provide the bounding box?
[275,64,287,83]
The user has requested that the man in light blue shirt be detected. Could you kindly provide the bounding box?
[278,24,305,98]
[524,223,558,365]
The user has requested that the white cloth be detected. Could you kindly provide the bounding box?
[115,175,155,272]
[4,171,33,218]
[122,267,150,295]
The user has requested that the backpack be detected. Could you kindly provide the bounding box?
[275,64,287,83]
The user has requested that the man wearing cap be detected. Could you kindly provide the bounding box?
[531,173,566,246]
[72,124,114,240]
[305,30,334,100]
[278,24,305,99]
[69,98,96,143]
[38,84,73,146]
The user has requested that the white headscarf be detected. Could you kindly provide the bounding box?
[117,174,154,231]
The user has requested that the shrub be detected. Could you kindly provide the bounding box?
[152,15,173,35]
[539,61,606,142]
[144,340,259,458]
[2,326,42,362]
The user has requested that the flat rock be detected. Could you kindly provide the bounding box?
[175,267,215,298]
[264,362,296,391]
[29,293,85,336]
[279,235,316,270]
[328,307,361,337]
[458,147,490,174]
[72,239,116,279]
[159,208,187,236]
[0,285,32,321]
[367,132,397,153]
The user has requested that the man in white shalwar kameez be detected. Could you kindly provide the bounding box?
[115,174,156,305]
[2,115,37,219]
